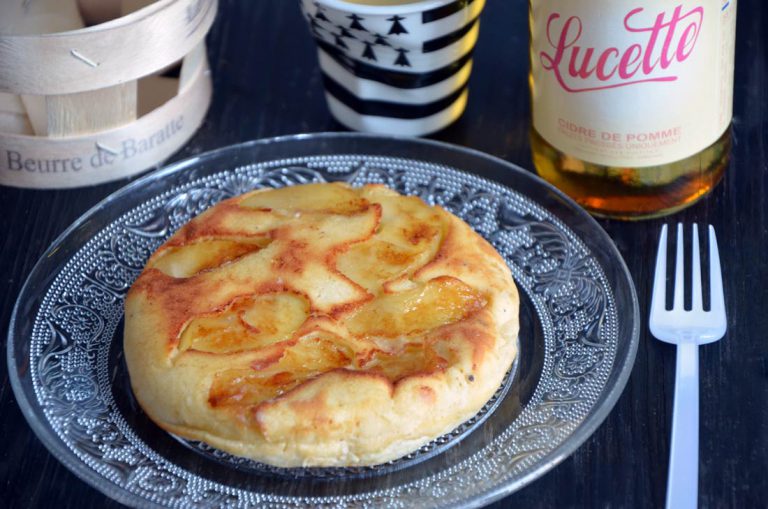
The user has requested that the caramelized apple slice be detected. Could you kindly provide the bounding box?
[336,240,433,291]
[278,334,354,373]
[208,368,291,407]
[150,238,268,278]
[364,343,449,382]
[180,293,309,354]
[336,192,444,290]
[360,188,444,250]
[239,183,369,214]
[208,333,354,407]
[344,277,485,337]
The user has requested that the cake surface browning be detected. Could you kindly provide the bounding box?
[124,183,519,467]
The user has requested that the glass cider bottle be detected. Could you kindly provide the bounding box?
[529,1,737,219]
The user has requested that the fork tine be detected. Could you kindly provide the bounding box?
[650,224,668,316]
[709,225,725,315]
[673,223,684,310]
[691,224,702,310]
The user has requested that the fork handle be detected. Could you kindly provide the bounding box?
[666,341,700,509]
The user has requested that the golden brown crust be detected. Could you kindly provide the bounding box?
[124,183,519,467]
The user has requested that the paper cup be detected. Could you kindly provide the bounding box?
[301,0,486,136]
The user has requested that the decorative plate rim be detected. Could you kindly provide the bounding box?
[8,132,640,509]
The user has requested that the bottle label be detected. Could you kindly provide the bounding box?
[531,0,736,167]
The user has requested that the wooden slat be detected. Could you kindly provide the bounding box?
[0,0,87,136]
[0,54,212,188]
[0,112,33,135]
[179,41,207,92]
[46,81,138,137]
[0,0,85,35]
[0,0,218,96]
[0,0,140,137]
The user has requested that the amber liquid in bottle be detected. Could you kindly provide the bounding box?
[530,127,730,220]
[529,1,736,220]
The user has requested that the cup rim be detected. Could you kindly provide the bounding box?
[314,0,458,16]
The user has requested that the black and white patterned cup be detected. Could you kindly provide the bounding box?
[301,0,486,136]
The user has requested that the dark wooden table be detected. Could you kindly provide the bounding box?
[1,1,766,507]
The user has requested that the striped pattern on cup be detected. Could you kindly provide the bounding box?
[301,0,486,136]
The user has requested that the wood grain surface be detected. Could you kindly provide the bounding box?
[1,0,766,507]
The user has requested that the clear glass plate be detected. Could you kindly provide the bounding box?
[7,133,639,508]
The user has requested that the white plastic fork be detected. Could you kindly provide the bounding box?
[649,224,727,509]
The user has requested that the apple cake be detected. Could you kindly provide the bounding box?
[124,182,519,467]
